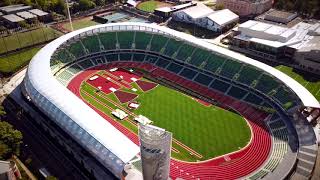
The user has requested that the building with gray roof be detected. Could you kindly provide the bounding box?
[1,14,25,28]
[0,4,32,14]
[28,9,52,22]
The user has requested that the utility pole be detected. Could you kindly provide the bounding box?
[65,0,74,31]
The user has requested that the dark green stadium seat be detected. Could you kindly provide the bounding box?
[99,32,117,50]
[244,93,263,105]
[180,68,197,80]
[237,65,261,86]
[132,53,145,62]
[119,52,132,61]
[134,32,152,50]
[203,54,225,73]
[175,43,195,61]
[52,49,75,65]
[166,63,183,73]
[67,64,83,74]
[210,79,230,93]
[67,41,86,58]
[144,55,158,64]
[105,53,119,62]
[188,49,210,67]
[256,74,279,94]
[269,120,285,129]
[220,60,243,79]
[81,35,100,53]
[163,38,182,57]
[194,73,213,86]
[150,34,168,53]
[227,86,247,99]
[117,31,134,49]
[78,59,94,69]
[273,86,294,106]
[155,58,170,68]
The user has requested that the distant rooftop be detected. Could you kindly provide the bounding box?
[29,9,48,16]
[2,14,24,22]
[0,4,32,14]
[16,11,37,19]
[179,3,213,19]
[264,9,297,24]
[236,20,320,50]
[207,9,239,26]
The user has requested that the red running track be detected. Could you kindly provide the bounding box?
[67,62,271,180]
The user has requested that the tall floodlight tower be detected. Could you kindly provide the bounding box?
[138,124,172,180]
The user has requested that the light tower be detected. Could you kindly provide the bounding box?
[138,124,172,180]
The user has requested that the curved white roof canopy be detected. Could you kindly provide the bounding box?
[27,23,320,163]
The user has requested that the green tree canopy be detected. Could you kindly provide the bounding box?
[0,121,23,159]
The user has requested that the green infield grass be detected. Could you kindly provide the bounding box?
[80,77,251,161]
[276,65,320,101]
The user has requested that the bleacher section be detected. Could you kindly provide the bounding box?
[163,38,182,57]
[179,68,197,80]
[150,34,168,52]
[99,32,117,50]
[210,79,230,93]
[237,66,261,86]
[66,64,83,74]
[132,53,145,62]
[188,49,210,67]
[194,73,213,86]
[227,86,247,99]
[203,54,225,73]
[81,35,101,53]
[67,41,86,58]
[166,63,183,74]
[117,31,134,49]
[255,74,279,94]
[78,59,94,69]
[134,32,151,50]
[175,43,195,61]
[220,59,243,79]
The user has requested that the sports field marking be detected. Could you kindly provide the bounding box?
[104,70,133,87]
[99,73,129,89]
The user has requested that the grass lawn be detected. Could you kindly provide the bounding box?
[137,0,170,12]
[62,17,100,31]
[0,47,40,73]
[276,65,320,101]
[0,27,62,54]
[133,85,251,159]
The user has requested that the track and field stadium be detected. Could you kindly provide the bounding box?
[22,23,320,180]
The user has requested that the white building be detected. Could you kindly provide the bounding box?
[232,20,320,75]
[172,3,239,32]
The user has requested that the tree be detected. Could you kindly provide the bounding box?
[215,3,224,10]
[78,0,96,11]
[0,121,23,159]
[95,0,106,6]
[46,176,58,180]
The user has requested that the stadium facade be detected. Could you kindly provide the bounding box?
[22,22,319,179]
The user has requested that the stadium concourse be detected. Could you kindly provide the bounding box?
[23,22,319,180]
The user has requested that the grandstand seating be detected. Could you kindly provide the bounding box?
[188,49,210,67]
[194,73,213,86]
[237,66,261,86]
[220,59,243,79]
[155,58,170,68]
[166,63,183,74]
[163,38,182,57]
[210,79,230,93]
[144,55,158,64]
[105,54,119,62]
[117,31,134,49]
[134,32,151,50]
[132,53,145,62]
[81,35,101,53]
[99,32,117,50]
[150,34,168,52]
[255,74,280,94]
[66,64,83,74]
[179,68,198,80]
[203,54,225,73]
[273,86,293,106]
[227,86,248,100]
[78,59,94,69]
[67,41,86,58]
[175,43,195,61]
[119,52,133,61]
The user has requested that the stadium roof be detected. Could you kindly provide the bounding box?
[28,9,48,16]
[155,2,195,13]
[207,9,239,26]
[2,14,24,22]
[26,23,320,164]
[16,11,37,19]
